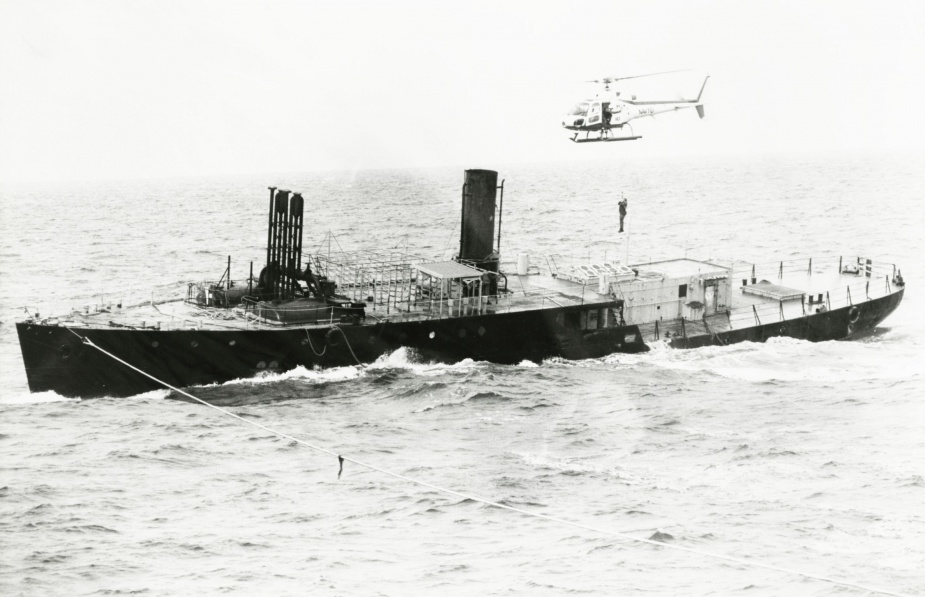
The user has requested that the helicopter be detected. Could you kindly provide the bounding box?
[562,71,709,143]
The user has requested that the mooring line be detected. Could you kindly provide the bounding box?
[67,327,909,597]
[330,325,363,366]
[304,328,326,357]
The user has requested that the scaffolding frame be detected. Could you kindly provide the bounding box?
[314,249,428,315]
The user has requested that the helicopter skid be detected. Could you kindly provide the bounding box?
[571,135,642,143]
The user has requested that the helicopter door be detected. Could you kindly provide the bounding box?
[588,103,601,125]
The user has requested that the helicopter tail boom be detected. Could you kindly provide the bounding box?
[624,74,710,106]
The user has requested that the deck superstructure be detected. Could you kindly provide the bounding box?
[39,252,902,344]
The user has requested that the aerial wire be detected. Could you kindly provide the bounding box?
[65,326,912,597]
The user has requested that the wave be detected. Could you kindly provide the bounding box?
[366,348,485,377]
[412,390,509,412]
[216,364,364,388]
[0,390,80,405]
[597,336,921,383]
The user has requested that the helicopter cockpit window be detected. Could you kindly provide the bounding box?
[569,102,589,115]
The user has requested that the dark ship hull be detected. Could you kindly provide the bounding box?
[16,305,644,398]
[16,289,903,399]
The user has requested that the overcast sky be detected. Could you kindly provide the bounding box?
[1,0,924,183]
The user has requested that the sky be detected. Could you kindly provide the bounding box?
[1,0,924,183]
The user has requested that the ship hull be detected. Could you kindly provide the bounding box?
[16,289,903,399]
[667,287,904,348]
[16,305,648,399]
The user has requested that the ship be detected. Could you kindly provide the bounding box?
[16,169,906,398]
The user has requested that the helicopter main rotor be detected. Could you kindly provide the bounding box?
[586,69,691,86]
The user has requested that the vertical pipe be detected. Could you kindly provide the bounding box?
[847,286,852,305]
[808,257,812,275]
[266,187,276,272]
[459,182,468,260]
[496,180,504,253]
[227,255,231,291]
[271,190,289,300]
[292,193,304,290]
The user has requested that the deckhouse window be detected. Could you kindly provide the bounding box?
[587,309,599,329]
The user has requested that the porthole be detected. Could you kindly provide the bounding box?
[229,340,236,346]
[269,360,278,368]
[477,326,486,336]
[301,338,309,345]
[190,341,199,348]
[458,328,467,338]
[429,331,436,339]
[151,341,159,348]
[256,361,266,369]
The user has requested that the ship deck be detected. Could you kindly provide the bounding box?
[26,255,900,337]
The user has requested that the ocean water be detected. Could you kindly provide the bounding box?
[1,155,923,596]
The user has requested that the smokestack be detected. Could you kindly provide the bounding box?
[263,189,304,301]
[459,169,498,271]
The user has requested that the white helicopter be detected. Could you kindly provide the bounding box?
[562,71,709,143]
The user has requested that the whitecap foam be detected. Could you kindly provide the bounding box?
[0,390,80,405]
[367,348,485,376]
[126,389,171,400]
[366,346,420,370]
[219,364,364,387]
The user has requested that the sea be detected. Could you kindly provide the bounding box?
[1,154,923,596]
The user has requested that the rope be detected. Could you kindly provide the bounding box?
[66,326,910,597]
[440,219,459,261]
[330,325,363,366]
[304,328,326,357]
